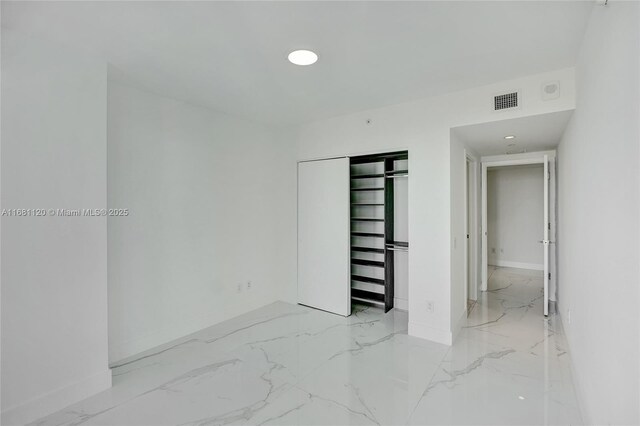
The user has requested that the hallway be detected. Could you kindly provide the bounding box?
[33,269,581,425]
[411,266,582,424]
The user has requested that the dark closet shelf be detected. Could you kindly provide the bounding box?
[352,275,385,285]
[351,187,384,192]
[351,151,407,165]
[351,217,384,222]
[351,296,385,307]
[351,288,385,305]
[352,232,384,238]
[351,203,384,206]
[350,158,386,165]
[351,258,385,268]
[351,246,385,254]
[351,173,385,179]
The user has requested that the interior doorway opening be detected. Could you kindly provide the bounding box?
[481,154,555,317]
[451,111,570,320]
[483,162,546,316]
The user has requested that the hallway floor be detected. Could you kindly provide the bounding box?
[33,267,582,425]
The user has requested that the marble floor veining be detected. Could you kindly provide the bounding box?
[32,266,582,425]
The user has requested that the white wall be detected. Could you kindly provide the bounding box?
[295,67,576,344]
[557,2,640,424]
[487,165,544,270]
[107,82,296,363]
[1,31,110,425]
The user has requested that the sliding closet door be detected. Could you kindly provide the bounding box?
[298,157,351,316]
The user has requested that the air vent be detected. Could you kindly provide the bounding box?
[494,92,519,111]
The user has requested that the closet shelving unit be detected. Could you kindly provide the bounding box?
[350,151,408,312]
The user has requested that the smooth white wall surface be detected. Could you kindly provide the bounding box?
[295,67,576,344]
[557,3,640,424]
[1,30,110,424]
[487,165,544,270]
[107,82,296,363]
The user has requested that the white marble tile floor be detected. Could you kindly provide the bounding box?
[32,267,582,425]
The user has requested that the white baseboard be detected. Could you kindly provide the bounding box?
[393,297,408,311]
[489,260,543,271]
[109,297,281,364]
[1,369,112,426]
[408,321,452,345]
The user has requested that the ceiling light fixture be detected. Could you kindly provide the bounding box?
[504,135,516,140]
[288,50,318,66]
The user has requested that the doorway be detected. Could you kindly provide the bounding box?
[451,111,570,320]
[481,153,555,316]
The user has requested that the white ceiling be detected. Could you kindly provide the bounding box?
[1,1,593,126]
[452,110,574,156]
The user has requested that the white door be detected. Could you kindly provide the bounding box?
[481,163,488,291]
[542,155,550,316]
[298,157,351,316]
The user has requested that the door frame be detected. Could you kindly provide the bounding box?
[464,152,479,302]
[480,151,556,315]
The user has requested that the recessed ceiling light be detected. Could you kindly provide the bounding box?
[518,396,526,400]
[504,135,516,140]
[288,50,318,66]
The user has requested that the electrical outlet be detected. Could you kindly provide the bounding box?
[237,283,243,293]
[491,247,496,254]
[247,281,252,290]
[426,300,434,313]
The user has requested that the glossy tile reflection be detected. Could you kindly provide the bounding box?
[32,267,582,425]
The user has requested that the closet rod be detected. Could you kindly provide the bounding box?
[386,244,409,252]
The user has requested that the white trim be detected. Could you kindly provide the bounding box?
[408,321,452,345]
[481,150,556,163]
[464,155,469,304]
[1,370,112,426]
[543,154,549,316]
[464,152,479,302]
[394,298,409,311]
[489,260,544,271]
[481,162,488,291]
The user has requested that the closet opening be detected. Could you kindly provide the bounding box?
[296,150,409,317]
[350,151,408,312]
